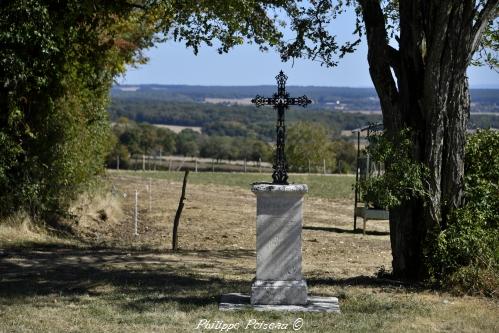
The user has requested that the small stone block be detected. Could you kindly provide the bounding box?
[220,293,340,313]
[251,280,308,305]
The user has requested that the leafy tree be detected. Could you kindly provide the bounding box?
[0,0,286,221]
[156,127,176,155]
[176,129,200,157]
[138,124,159,154]
[239,138,273,162]
[112,120,177,157]
[119,127,143,155]
[199,136,272,162]
[199,136,236,161]
[0,0,151,219]
[332,140,357,173]
[107,142,131,170]
[279,0,499,280]
[286,122,336,172]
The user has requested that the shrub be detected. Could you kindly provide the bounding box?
[359,128,428,209]
[427,129,499,295]
[0,1,150,223]
[361,128,498,295]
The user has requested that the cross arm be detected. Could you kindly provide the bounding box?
[251,95,275,107]
[288,96,312,107]
[251,95,312,107]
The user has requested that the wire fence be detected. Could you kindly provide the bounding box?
[109,177,157,238]
[110,155,352,175]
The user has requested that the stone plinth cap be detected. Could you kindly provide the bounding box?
[251,183,308,194]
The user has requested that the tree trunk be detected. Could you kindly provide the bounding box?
[359,0,496,280]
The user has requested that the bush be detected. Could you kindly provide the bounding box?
[359,128,428,209]
[427,129,499,295]
[0,1,151,223]
[361,128,498,295]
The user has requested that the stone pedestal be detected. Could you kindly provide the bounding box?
[250,183,308,305]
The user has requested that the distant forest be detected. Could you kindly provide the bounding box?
[108,85,499,141]
[107,85,498,170]
[108,100,388,141]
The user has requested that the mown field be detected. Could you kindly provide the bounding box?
[0,171,497,333]
[122,170,356,200]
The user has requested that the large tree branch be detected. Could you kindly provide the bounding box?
[358,0,401,132]
[471,0,498,54]
[387,45,401,80]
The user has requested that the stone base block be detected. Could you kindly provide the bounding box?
[251,280,308,305]
[220,293,340,313]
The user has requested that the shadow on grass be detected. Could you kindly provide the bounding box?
[307,274,421,292]
[0,242,421,314]
[0,243,251,311]
[303,225,390,236]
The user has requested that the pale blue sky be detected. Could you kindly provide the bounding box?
[118,11,498,88]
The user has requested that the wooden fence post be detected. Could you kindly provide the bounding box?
[172,170,189,251]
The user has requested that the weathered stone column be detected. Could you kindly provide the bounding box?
[250,183,308,305]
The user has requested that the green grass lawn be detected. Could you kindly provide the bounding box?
[1,244,497,333]
[1,173,497,333]
[112,170,355,200]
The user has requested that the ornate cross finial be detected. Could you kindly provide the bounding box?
[276,70,287,96]
[251,71,312,184]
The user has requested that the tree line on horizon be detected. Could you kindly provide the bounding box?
[107,118,357,174]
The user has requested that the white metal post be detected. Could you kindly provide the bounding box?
[134,190,139,236]
[148,178,152,211]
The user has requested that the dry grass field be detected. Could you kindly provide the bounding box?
[0,171,497,332]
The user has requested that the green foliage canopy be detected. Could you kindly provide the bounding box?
[361,128,499,293]
[0,0,151,218]
[108,120,273,163]
[428,130,499,295]
[0,0,288,220]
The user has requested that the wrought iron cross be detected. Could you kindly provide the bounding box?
[251,71,312,184]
